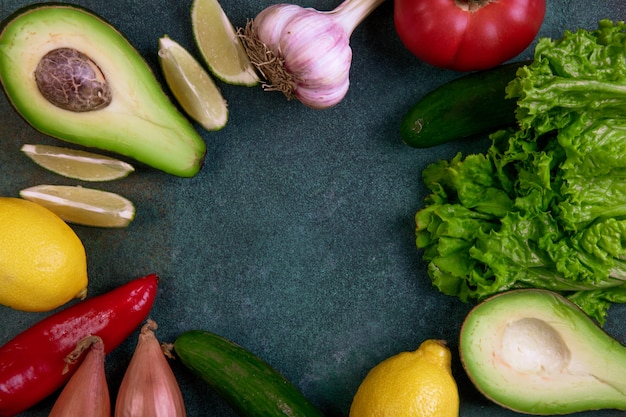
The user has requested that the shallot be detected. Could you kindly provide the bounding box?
[240,0,385,109]
[0,274,158,417]
[49,336,110,417]
[114,319,186,417]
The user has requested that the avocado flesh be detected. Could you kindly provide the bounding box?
[0,5,206,177]
[460,289,626,415]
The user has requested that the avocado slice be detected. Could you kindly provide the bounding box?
[460,289,626,414]
[0,4,206,177]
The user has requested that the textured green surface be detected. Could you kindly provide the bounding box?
[1,1,625,416]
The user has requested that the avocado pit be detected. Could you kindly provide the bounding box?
[35,47,112,112]
[501,317,571,374]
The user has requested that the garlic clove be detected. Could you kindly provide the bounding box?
[253,4,302,47]
[297,79,350,110]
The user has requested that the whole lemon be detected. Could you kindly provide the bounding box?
[349,339,459,417]
[0,197,88,311]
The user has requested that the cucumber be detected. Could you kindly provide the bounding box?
[174,330,324,417]
[401,61,529,148]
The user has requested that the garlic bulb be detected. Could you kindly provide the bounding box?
[49,336,110,417]
[240,0,385,109]
[114,319,186,417]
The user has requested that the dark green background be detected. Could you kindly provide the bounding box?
[1,0,625,416]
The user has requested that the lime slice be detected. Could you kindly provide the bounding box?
[20,185,135,228]
[158,35,228,131]
[191,0,259,86]
[21,144,135,181]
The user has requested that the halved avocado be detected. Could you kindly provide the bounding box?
[0,4,205,177]
[460,289,626,414]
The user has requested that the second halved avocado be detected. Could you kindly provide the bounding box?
[460,289,626,414]
[0,4,206,177]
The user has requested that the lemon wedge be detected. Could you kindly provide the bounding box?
[191,0,259,86]
[20,185,135,228]
[159,35,228,131]
[21,144,135,181]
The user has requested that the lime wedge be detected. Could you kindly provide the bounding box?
[191,0,259,86]
[21,144,135,181]
[158,35,228,131]
[20,185,135,228]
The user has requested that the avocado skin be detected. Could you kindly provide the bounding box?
[460,289,626,414]
[0,3,206,177]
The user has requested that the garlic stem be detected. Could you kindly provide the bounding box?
[327,0,386,36]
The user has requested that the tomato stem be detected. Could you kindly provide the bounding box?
[455,0,493,12]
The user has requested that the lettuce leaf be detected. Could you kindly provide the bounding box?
[507,20,626,135]
[416,20,626,324]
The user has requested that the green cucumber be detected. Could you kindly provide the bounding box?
[174,330,324,417]
[401,61,529,148]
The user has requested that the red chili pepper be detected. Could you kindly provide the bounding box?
[0,273,159,417]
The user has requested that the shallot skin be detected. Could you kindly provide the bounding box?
[114,320,186,417]
[49,336,110,417]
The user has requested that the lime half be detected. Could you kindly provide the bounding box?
[20,185,135,228]
[191,0,259,86]
[21,144,135,181]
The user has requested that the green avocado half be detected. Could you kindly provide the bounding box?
[0,4,206,177]
[460,289,626,414]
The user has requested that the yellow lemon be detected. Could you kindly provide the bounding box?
[0,197,88,312]
[350,339,459,417]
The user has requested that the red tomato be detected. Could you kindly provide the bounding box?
[394,0,546,71]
